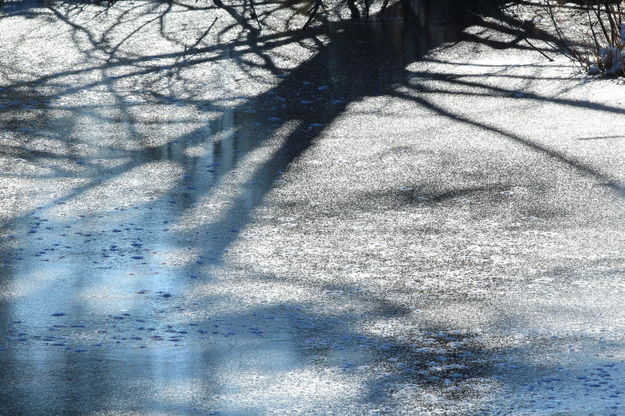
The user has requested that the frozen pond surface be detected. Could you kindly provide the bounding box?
[2,0,625,414]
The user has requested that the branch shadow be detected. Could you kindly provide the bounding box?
[1,0,625,414]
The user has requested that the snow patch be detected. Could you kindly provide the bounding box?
[590,23,625,76]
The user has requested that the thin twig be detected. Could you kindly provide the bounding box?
[524,37,554,61]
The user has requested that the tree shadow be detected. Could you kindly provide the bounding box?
[1,0,625,414]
